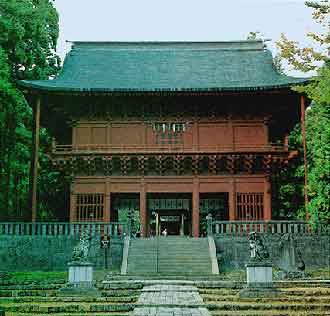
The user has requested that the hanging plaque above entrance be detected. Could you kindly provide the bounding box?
[160,216,181,222]
[148,198,190,211]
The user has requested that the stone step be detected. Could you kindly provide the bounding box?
[197,281,330,289]
[127,237,212,275]
[157,268,212,271]
[202,294,330,303]
[207,302,330,311]
[0,285,62,290]
[157,258,212,262]
[3,303,135,313]
[0,296,138,303]
[6,313,129,316]
[210,312,330,316]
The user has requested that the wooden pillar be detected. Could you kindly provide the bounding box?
[228,118,234,151]
[192,121,199,151]
[229,180,236,220]
[72,124,77,147]
[263,118,269,145]
[29,96,41,222]
[284,134,289,149]
[104,181,111,222]
[69,183,76,222]
[140,181,147,237]
[264,176,272,221]
[192,177,200,237]
[300,95,309,218]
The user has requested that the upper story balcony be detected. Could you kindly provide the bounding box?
[52,142,289,156]
[52,119,293,163]
[51,140,295,177]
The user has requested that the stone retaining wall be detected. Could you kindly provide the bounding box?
[215,234,330,270]
[0,235,123,271]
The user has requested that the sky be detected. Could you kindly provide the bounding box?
[53,0,320,75]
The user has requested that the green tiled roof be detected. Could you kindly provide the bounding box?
[18,40,309,93]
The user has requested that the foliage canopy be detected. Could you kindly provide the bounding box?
[0,0,67,221]
[276,0,330,225]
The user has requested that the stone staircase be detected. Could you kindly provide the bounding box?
[126,236,213,275]
[198,281,330,316]
[2,275,330,316]
[0,280,142,316]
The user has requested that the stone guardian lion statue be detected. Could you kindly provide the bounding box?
[71,229,91,263]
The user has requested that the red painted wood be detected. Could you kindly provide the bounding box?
[192,178,200,237]
[140,182,147,237]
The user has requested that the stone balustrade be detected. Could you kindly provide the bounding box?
[209,220,327,236]
[0,222,127,237]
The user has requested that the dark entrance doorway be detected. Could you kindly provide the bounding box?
[147,193,192,236]
[199,192,229,235]
[111,193,140,234]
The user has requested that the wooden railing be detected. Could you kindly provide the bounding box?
[0,222,127,237]
[209,220,327,236]
[53,143,288,155]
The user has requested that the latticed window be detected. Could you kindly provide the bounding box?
[76,194,104,221]
[236,193,263,220]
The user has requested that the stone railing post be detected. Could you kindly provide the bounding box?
[206,213,213,236]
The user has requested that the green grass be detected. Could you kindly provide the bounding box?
[3,267,329,285]
[218,267,330,281]
[4,268,121,284]
[307,268,330,279]
[218,269,246,281]
[6,271,67,283]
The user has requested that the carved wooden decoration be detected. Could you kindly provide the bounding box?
[192,155,200,175]
[174,155,184,175]
[102,156,113,176]
[209,155,217,174]
[138,155,147,175]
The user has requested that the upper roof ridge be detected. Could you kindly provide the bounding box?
[68,40,266,51]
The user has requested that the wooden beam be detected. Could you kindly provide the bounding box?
[140,180,147,237]
[264,176,272,221]
[29,96,41,222]
[69,184,76,222]
[192,177,200,237]
[300,95,309,217]
[104,180,111,222]
[229,180,236,220]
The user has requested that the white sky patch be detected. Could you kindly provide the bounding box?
[53,0,321,76]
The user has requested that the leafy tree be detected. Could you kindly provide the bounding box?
[276,0,330,225]
[0,0,67,221]
[271,125,305,220]
[0,48,31,219]
[0,0,60,81]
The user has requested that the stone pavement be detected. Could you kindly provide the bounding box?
[131,283,210,316]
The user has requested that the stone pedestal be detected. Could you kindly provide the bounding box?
[246,262,272,284]
[68,262,94,286]
[240,261,279,298]
[59,262,99,296]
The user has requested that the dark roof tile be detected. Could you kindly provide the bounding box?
[18,41,309,92]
